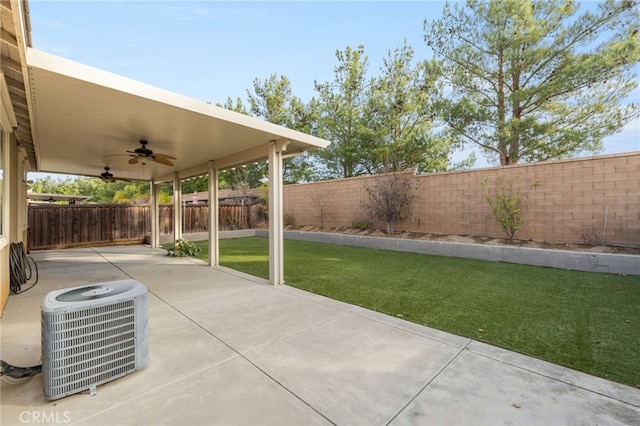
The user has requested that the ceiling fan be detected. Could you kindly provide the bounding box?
[99,166,131,183]
[127,140,175,166]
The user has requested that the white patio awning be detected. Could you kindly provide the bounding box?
[25,48,329,182]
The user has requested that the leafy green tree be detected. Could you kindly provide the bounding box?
[365,41,459,173]
[217,166,266,192]
[424,0,640,165]
[312,45,373,178]
[30,176,75,195]
[155,182,173,204]
[30,175,156,204]
[181,175,208,194]
[248,74,315,183]
[31,176,107,203]
[218,97,268,188]
[220,97,248,116]
[248,74,308,129]
[112,181,150,204]
[74,177,128,204]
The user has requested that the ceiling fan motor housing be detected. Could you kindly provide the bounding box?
[135,140,153,157]
[100,167,113,179]
[127,140,175,166]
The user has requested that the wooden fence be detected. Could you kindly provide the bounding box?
[28,203,266,250]
[28,204,150,249]
[157,204,265,234]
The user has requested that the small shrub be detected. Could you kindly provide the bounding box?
[310,193,328,229]
[352,218,372,230]
[579,225,600,246]
[166,238,202,257]
[365,173,416,235]
[480,175,539,241]
[258,184,269,214]
[283,213,295,226]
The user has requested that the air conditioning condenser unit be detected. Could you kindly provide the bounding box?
[41,279,149,400]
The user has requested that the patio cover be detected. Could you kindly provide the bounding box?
[23,49,329,284]
[26,48,329,182]
[2,0,329,285]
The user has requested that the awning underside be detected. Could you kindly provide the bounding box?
[26,48,329,182]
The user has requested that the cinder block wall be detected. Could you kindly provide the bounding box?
[283,153,640,246]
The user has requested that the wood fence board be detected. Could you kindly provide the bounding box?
[28,203,265,249]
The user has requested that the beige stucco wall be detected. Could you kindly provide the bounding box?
[1,70,29,315]
[284,153,640,246]
[1,76,13,313]
[0,132,24,314]
[0,245,7,314]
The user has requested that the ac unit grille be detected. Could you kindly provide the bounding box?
[47,357,136,399]
[48,336,135,370]
[42,280,148,400]
[44,303,135,333]
[46,336,136,375]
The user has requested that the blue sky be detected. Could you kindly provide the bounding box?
[28,0,639,178]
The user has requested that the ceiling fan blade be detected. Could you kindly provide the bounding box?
[152,156,174,166]
[126,141,176,166]
[151,153,176,160]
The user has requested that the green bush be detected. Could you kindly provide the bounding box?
[284,213,295,226]
[166,238,202,257]
[352,218,372,230]
[480,175,539,241]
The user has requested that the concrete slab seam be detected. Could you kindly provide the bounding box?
[90,247,139,281]
[384,341,472,426]
[129,275,338,425]
[171,284,262,307]
[278,285,361,314]
[215,265,270,286]
[240,311,352,356]
[351,310,472,351]
[465,347,640,409]
[71,355,240,425]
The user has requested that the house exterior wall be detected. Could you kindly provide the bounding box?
[0,130,8,313]
[1,78,14,312]
[1,69,29,314]
[284,153,640,247]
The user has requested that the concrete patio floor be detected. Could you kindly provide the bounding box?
[1,245,639,425]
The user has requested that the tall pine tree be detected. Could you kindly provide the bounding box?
[424,0,639,165]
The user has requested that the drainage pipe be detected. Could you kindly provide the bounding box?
[1,360,42,379]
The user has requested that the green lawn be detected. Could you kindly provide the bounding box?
[175,237,640,387]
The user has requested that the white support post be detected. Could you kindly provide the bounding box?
[208,161,219,266]
[150,180,159,248]
[173,172,182,242]
[268,139,289,285]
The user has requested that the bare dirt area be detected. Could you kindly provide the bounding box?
[284,225,640,256]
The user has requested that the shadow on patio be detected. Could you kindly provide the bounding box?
[1,245,638,425]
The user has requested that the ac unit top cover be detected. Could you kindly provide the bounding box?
[42,279,147,312]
